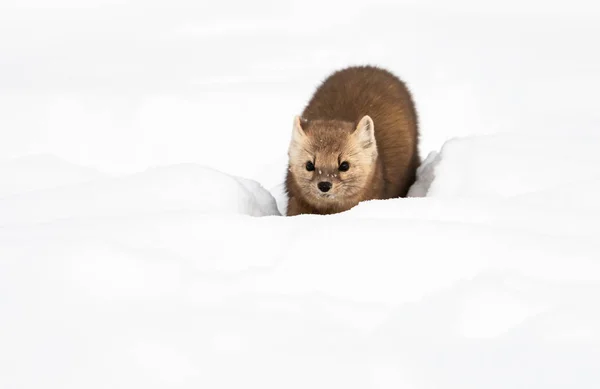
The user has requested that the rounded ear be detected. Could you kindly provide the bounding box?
[289,115,308,158]
[291,115,307,143]
[353,115,376,149]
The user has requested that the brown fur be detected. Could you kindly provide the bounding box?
[285,65,420,216]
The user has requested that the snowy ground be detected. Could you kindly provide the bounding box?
[2,1,600,388]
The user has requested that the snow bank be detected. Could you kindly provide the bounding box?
[0,154,105,198]
[423,133,600,199]
[0,160,280,225]
[1,133,600,388]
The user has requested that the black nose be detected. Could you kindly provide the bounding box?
[317,181,332,192]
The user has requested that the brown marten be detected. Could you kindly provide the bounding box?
[285,65,420,216]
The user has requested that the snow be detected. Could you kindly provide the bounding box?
[0,154,106,197]
[423,133,600,200]
[2,135,600,389]
[2,0,600,388]
[0,163,279,225]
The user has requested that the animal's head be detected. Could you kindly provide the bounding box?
[287,115,378,207]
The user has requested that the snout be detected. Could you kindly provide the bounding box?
[317,181,332,193]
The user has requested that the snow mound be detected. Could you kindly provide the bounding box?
[420,133,600,199]
[407,150,440,198]
[0,154,106,198]
[0,161,280,225]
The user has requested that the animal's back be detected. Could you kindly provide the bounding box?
[301,65,420,197]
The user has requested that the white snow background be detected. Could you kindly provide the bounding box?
[2,1,600,388]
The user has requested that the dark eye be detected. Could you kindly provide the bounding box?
[306,161,315,171]
[339,161,350,171]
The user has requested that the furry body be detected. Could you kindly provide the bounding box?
[285,66,420,216]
